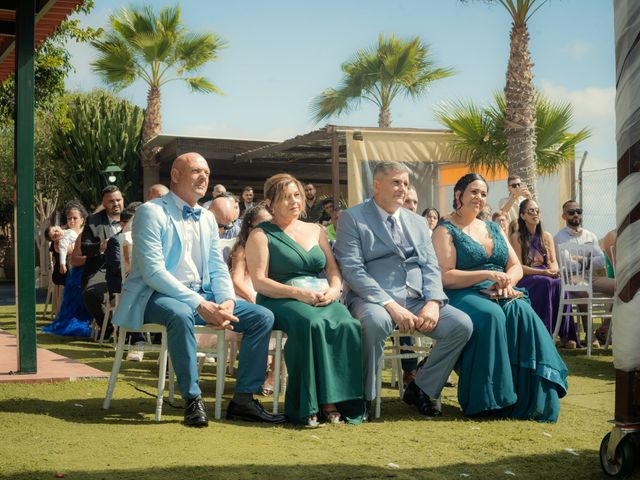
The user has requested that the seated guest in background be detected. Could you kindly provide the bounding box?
[42,202,93,337]
[246,173,366,426]
[319,197,334,225]
[335,161,472,418]
[146,184,169,201]
[303,183,324,223]
[228,203,281,396]
[422,207,440,232]
[509,199,580,348]
[432,173,568,421]
[554,200,615,347]
[492,211,510,236]
[600,228,617,279]
[74,186,123,339]
[403,186,419,213]
[210,194,242,240]
[113,152,285,427]
[238,186,255,218]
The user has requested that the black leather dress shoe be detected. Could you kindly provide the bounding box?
[184,396,209,427]
[226,399,286,424]
[403,381,442,417]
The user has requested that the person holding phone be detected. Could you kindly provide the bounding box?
[432,173,568,422]
[498,175,531,223]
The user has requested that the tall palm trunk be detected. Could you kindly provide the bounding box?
[504,22,537,199]
[141,86,162,193]
[378,105,391,127]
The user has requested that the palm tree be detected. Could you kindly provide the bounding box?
[311,33,454,127]
[91,4,226,191]
[462,0,548,198]
[435,92,590,175]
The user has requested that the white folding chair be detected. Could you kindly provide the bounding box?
[43,276,62,321]
[553,242,614,356]
[103,323,175,421]
[374,331,433,419]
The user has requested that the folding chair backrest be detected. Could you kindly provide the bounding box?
[557,242,595,295]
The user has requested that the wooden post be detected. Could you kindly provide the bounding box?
[330,127,340,206]
[14,0,37,373]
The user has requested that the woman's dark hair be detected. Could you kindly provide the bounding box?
[516,198,545,266]
[452,173,488,210]
[227,202,270,270]
[421,207,440,221]
[63,201,88,222]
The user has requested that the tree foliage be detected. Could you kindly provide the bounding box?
[311,33,455,127]
[435,92,591,175]
[0,1,100,126]
[50,90,144,211]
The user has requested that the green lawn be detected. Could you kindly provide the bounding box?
[0,306,618,480]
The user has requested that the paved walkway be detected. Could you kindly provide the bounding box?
[0,329,108,384]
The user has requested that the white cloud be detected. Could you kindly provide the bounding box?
[562,41,591,59]
[538,80,615,119]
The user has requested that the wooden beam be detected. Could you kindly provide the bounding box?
[235,128,331,163]
[331,127,340,206]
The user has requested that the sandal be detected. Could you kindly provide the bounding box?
[261,383,274,396]
[321,410,343,425]
[306,414,321,428]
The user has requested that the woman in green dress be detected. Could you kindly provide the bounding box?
[432,173,568,422]
[245,173,365,426]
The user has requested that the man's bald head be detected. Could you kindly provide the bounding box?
[146,183,169,201]
[170,152,210,206]
[210,195,238,230]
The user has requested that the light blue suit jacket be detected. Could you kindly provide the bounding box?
[112,194,235,330]
[334,199,447,307]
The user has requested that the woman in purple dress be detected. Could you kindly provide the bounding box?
[509,199,580,348]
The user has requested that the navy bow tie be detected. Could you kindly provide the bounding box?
[182,205,202,221]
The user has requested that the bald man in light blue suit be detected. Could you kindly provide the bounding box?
[335,161,473,417]
[113,153,284,427]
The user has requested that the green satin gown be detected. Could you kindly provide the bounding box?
[256,222,366,425]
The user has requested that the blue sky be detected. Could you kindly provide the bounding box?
[65,0,616,170]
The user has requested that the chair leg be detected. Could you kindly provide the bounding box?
[375,360,383,419]
[552,293,566,340]
[98,295,111,344]
[214,331,226,420]
[605,321,613,350]
[155,333,168,422]
[103,329,127,410]
[587,303,593,357]
[272,331,282,414]
[168,356,175,403]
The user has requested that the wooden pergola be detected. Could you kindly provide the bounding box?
[0,0,85,373]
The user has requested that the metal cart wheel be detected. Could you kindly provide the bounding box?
[600,432,636,477]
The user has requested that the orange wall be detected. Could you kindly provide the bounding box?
[439,163,509,186]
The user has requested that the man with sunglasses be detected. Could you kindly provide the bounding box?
[498,175,531,223]
[554,200,615,347]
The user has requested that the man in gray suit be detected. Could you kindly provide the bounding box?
[335,161,472,416]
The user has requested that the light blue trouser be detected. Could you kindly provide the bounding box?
[348,297,473,401]
[144,292,274,401]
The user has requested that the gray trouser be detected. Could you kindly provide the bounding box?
[348,297,473,401]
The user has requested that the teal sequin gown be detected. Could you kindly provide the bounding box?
[256,222,366,425]
[440,220,568,422]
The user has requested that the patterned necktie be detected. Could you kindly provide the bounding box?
[182,205,202,221]
[387,215,403,246]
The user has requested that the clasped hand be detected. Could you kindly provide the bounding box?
[197,299,239,330]
[385,301,440,334]
[296,287,340,307]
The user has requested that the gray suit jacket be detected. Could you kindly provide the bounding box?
[334,199,447,308]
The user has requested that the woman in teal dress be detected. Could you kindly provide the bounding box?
[245,173,365,426]
[432,173,568,422]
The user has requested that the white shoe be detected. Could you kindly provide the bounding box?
[126,345,145,362]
